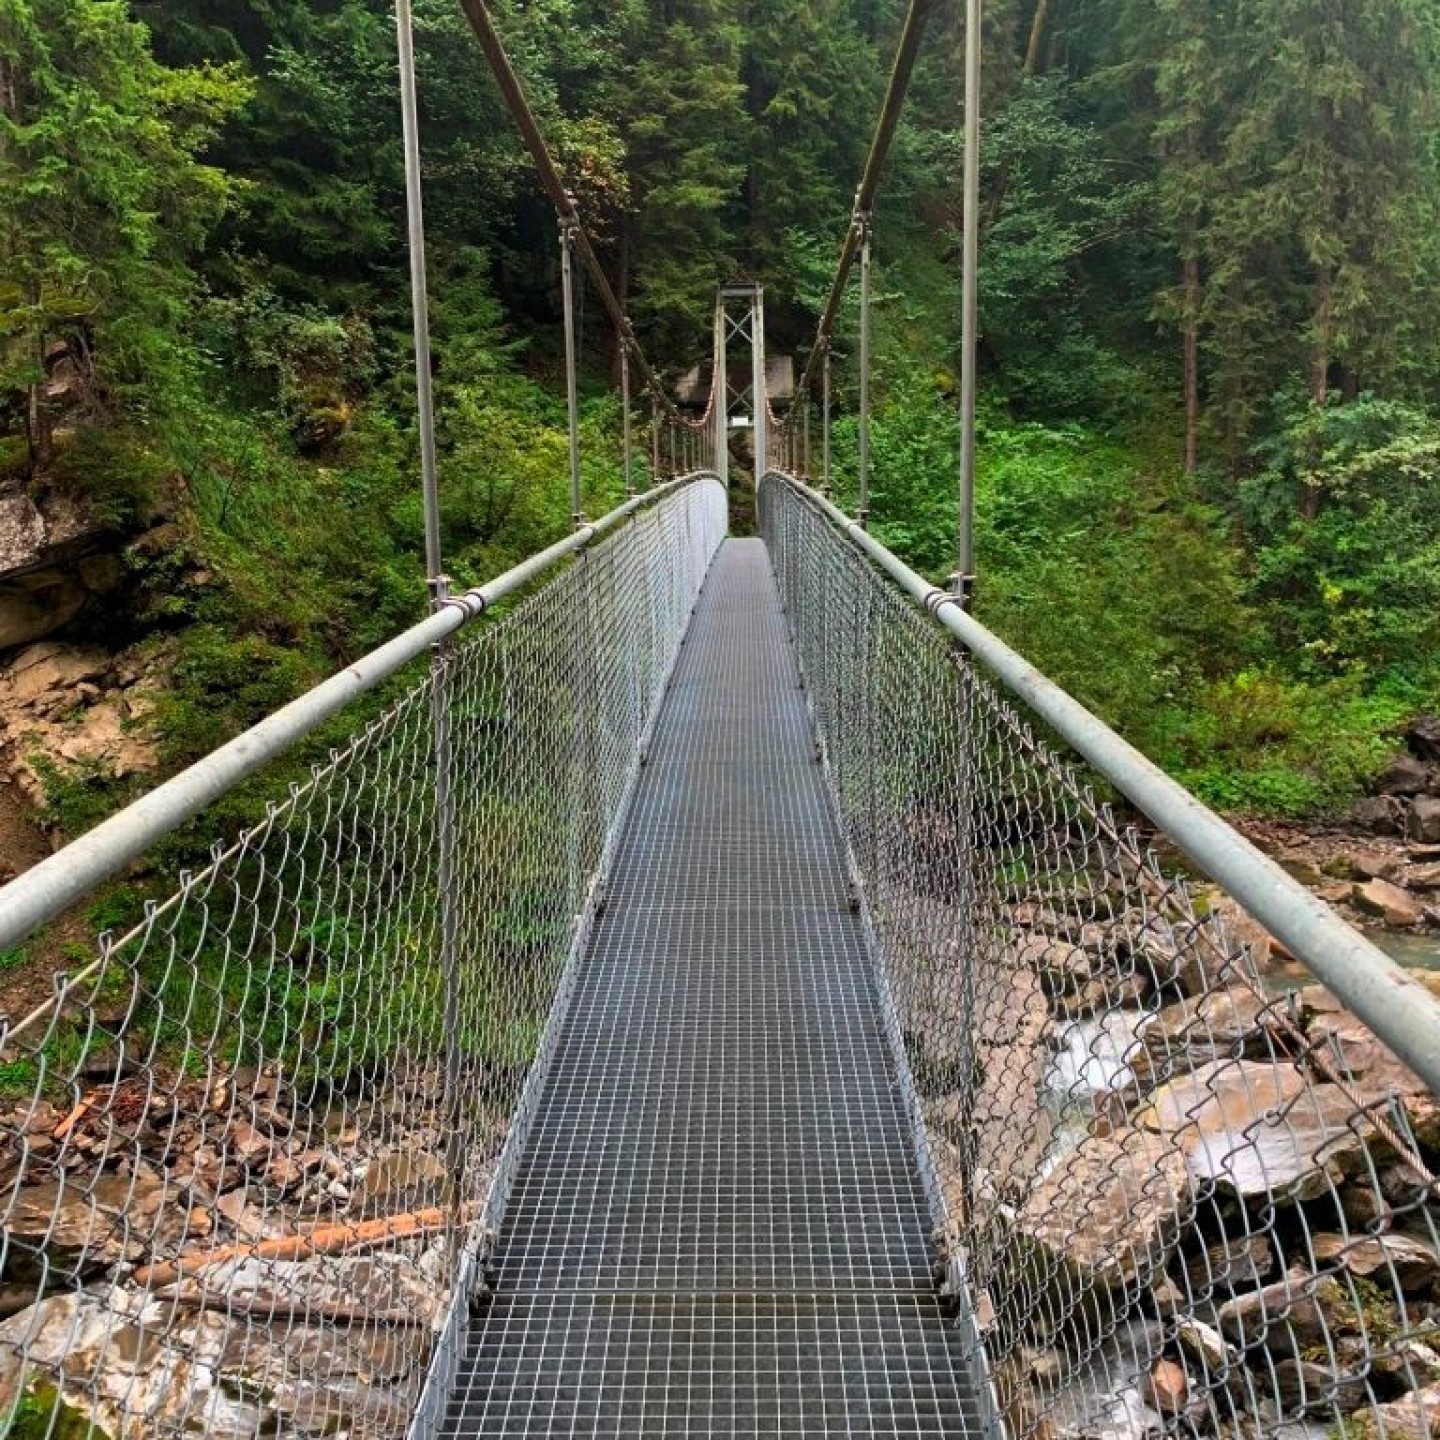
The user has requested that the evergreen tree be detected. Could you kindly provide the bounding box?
[0,0,248,473]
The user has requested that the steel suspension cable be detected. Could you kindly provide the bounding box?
[454,0,710,438]
[788,0,938,412]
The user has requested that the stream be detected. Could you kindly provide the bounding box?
[1375,929,1440,971]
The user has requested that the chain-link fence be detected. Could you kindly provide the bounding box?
[0,477,726,1440]
[761,472,1440,1440]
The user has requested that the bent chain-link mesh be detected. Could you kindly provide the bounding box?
[0,479,725,1440]
[760,475,1440,1440]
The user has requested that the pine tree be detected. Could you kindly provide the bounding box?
[0,0,249,473]
[599,1,747,355]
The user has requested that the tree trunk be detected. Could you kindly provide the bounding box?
[1181,251,1200,475]
[26,312,53,477]
[1309,266,1332,406]
[27,382,53,477]
[981,0,1050,239]
[1023,0,1050,76]
[0,56,16,123]
[1301,266,1332,520]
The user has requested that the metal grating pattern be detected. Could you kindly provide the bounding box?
[760,474,1440,1440]
[444,540,983,1436]
[0,480,726,1440]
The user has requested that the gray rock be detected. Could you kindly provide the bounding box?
[1350,850,1405,881]
[0,1282,429,1439]
[1410,797,1440,845]
[0,569,87,651]
[1216,1271,1350,1358]
[1137,987,1274,1082]
[1309,1232,1440,1293]
[1272,1357,1370,1413]
[1350,796,1405,835]
[1136,1059,1373,1201]
[1185,1234,1276,1296]
[189,1250,443,1327]
[1174,1316,1239,1376]
[352,1146,447,1216]
[1014,1126,1193,1293]
[1409,715,1440,764]
[1382,754,1434,797]
[3,1173,178,1280]
[1366,1382,1440,1440]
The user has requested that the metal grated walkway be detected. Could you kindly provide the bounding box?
[443,540,984,1437]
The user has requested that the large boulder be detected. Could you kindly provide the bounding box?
[0,1254,439,1439]
[1272,1356,1371,1414]
[1014,1126,1192,1294]
[1135,987,1275,1084]
[1409,715,1440,764]
[1,1172,186,1284]
[1362,1383,1440,1440]
[0,483,125,653]
[1353,877,1424,927]
[1216,1270,1364,1359]
[1350,796,1405,836]
[1135,1059,1373,1202]
[1410,797,1440,845]
[1309,1232,1440,1294]
[1381,754,1434,797]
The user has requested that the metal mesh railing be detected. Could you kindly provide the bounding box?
[0,477,726,1440]
[761,473,1440,1440]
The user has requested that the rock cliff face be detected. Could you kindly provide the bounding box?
[0,479,127,653]
[0,475,171,881]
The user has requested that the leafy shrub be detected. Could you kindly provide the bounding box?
[1242,396,1440,684]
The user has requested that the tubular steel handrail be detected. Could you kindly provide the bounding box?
[0,475,723,958]
[762,469,1440,1099]
[0,472,728,1440]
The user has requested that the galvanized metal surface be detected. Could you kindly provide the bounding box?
[0,478,718,958]
[767,472,1440,1100]
[956,0,981,601]
[443,541,985,1436]
[763,472,1440,1440]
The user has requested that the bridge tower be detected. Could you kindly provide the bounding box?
[713,285,767,485]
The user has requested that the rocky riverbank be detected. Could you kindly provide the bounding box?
[0,1063,501,1438]
[916,840,1440,1440]
[1225,714,1440,949]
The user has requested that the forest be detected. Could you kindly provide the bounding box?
[3,0,1440,827]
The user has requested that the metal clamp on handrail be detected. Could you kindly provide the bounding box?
[0,474,725,952]
[761,469,1440,1098]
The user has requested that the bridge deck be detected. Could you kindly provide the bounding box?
[443,539,983,1437]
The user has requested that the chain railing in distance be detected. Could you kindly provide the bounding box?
[0,477,726,1439]
[760,472,1440,1440]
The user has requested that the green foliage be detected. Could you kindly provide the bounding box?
[29,755,134,839]
[0,0,250,466]
[1241,396,1440,683]
[5,1377,110,1439]
[839,368,1433,819]
[155,622,317,759]
[1166,670,1411,816]
[46,426,168,530]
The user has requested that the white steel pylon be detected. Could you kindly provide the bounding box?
[713,285,767,484]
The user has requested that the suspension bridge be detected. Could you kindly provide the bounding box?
[4,3,1440,1439]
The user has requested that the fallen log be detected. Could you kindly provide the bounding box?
[132,1206,452,1289]
[52,1089,104,1140]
